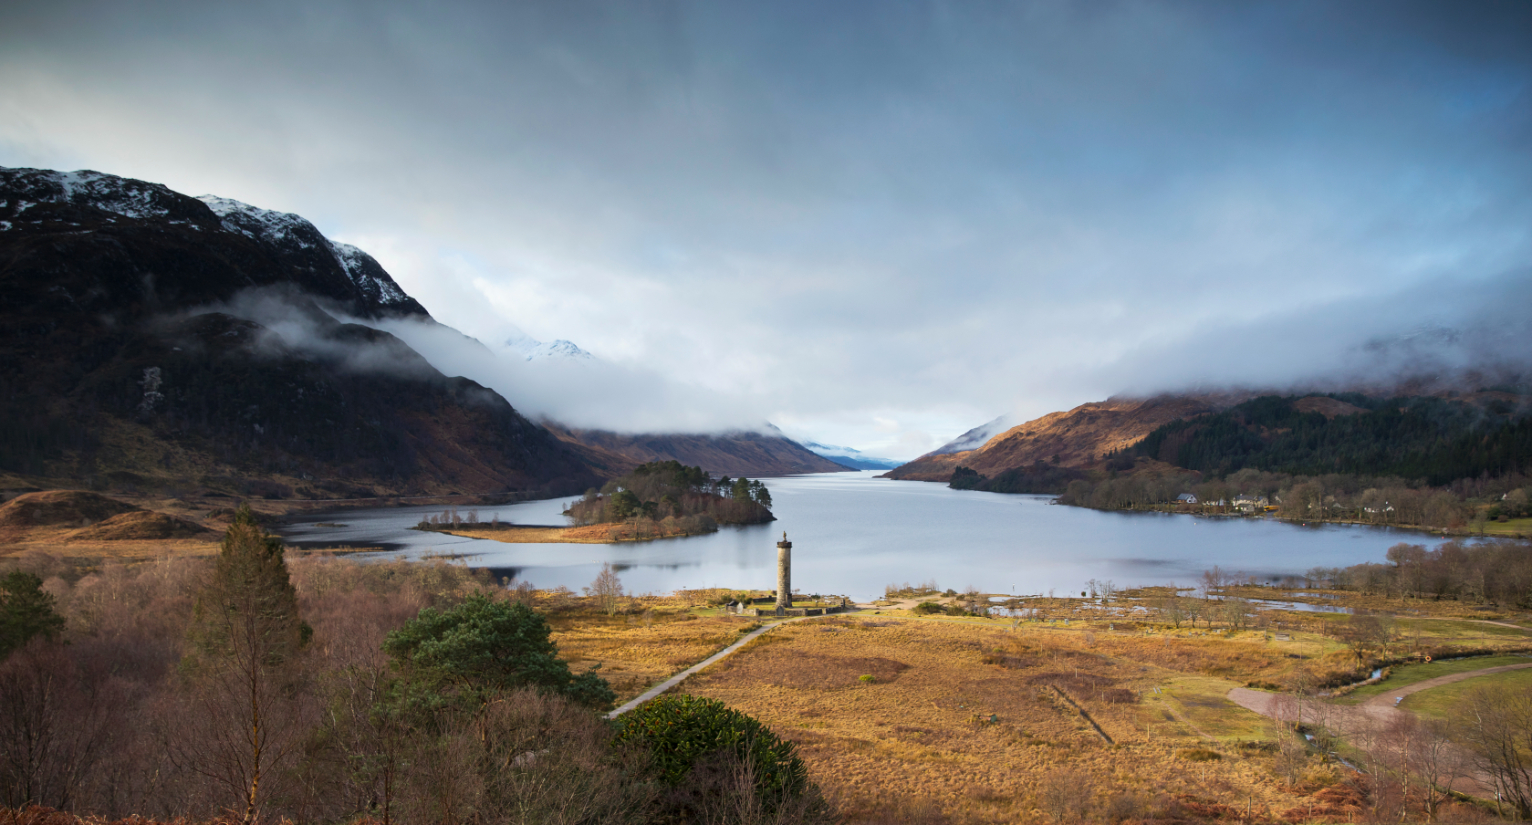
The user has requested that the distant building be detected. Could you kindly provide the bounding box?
[1176,493,1198,505]
[1232,494,1269,514]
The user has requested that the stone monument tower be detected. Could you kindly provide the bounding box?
[776,532,792,611]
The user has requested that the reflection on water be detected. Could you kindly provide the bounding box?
[278,470,1424,601]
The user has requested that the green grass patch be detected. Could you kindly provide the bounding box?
[1402,668,1532,721]
[1154,675,1278,743]
[1479,517,1532,536]
[1407,619,1531,639]
[1339,654,1532,703]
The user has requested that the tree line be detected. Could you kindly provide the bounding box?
[1054,463,1532,531]
[0,509,832,824]
[1305,538,1532,608]
[1134,393,1532,486]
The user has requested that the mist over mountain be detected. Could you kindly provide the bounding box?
[0,166,833,496]
[799,442,901,471]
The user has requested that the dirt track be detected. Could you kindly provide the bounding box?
[1228,662,1532,799]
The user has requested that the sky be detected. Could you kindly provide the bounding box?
[3,1,1531,459]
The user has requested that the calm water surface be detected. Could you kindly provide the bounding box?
[278,471,1420,600]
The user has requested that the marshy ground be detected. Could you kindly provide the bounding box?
[544,586,1532,824]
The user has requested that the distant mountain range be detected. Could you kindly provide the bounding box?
[547,423,851,479]
[0,166,844,499]
[800,442,902,471]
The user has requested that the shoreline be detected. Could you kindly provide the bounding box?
[1056,501,1530,540]
[425,523,713,545]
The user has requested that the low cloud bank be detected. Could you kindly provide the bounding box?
[1085,267,1532,402]
[190,288,767,434]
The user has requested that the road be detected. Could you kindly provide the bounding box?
[1228,662,1532,799]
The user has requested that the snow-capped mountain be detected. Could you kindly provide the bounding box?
[0,165,597,497]
[502,332,596,363]
[800,441,903,471]
[0,167,426,320]
[197,195,417,311]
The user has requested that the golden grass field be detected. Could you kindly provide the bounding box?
[677,616,1342,824]
[545,591,761,702]
[532,582,1531,825]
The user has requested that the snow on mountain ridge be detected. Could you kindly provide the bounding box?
[196,195,320,249]
[1,168,177,220]
[502,333,595,362]
[196,195,413,307]
[331,241,411,305]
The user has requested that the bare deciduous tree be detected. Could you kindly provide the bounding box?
[586,563,625,616]
[1450,682,1532,819]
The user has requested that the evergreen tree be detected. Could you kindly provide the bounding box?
[181,505,308,824]
[382,594,614,711]
[0,570,65,660]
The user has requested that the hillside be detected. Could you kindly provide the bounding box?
[1133,391,1532,485]
[885,394,1248,482]
[0,167,599,499]
[545,422,852,478]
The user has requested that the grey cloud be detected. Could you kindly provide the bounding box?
[3,0,1530,449]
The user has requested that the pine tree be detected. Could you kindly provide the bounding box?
[0,570,66,660]
[182,505,308,824]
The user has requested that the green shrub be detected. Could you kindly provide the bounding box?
[383,594,615,710]
[912,601,943,615]
[614,694,808,798]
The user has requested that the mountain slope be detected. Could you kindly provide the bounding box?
[544,423,852,478]
[885,394,1248,482]
[0,167,597,498]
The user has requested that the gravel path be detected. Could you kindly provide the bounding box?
[606,612,859,719]
[1356,662,1532,712]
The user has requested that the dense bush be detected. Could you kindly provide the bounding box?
[613,694,808,799]
[383,593,616,710]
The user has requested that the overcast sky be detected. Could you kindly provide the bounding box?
[3,1,1530,458]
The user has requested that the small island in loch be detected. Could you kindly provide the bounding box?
[417,460,776,544]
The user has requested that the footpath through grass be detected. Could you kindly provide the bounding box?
[1339,653,1532,703]
[1403,667,1532,720]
